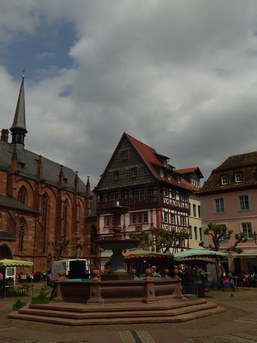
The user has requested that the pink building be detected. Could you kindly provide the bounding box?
[199,152,257,277]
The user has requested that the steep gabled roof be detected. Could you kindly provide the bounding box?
[95,132,192,192]
[126,134,193,190]
[0,140,86,194]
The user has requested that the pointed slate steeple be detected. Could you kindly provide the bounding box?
[10,73,27,146]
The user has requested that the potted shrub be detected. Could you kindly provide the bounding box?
[13,299,26,311]
[31,285,50,304]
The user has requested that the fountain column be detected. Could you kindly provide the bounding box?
[95,206,140,280]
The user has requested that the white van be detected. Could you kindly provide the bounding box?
[5,266,16,286]
[48,259,90,286]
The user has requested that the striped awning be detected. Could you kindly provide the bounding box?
[124,249,173,259]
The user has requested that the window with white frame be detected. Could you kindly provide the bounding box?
[130,212,148,225]
[193,204,196,217]
[180,216,186,226]
[131,167,137,178]
[164,188,169,197]
[109,192,118,205]
[240,222,253,239]
[105,216,114,227]
[188,225,192,239]
[214,198,225,213]
[134,188,145,202]
[238,195,250,211]
[221,175,228,185]
[235,173,243,183]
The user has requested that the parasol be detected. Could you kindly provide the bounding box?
[124,249,173,259]
[174,248,229,259]
[0,259,34,267]
[175,257,216,265]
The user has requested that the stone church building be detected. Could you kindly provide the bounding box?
[0,75,96,273]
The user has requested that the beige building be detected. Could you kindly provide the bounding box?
[176,168,204,249]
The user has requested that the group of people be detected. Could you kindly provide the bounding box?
[220,270,238,291]
[17,271,47,283]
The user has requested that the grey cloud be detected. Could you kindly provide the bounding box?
[1,1,257,187]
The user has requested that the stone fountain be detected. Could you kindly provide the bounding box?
[8,205,227,325]
[95,205,139,280]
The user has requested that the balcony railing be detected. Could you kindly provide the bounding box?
[97,194,189,210]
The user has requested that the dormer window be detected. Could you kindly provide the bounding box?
[235,173,243,183]
[160,169,164,178]
[221,175,228,185]
[18,162,25,169]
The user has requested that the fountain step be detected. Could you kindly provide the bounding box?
[16,301,218,319]
[8,299,226,325]
[26,296,207,313]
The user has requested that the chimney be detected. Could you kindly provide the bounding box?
[1,129,9,142]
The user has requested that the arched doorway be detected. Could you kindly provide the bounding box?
[0,244,13,259]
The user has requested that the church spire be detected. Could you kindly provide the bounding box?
[10,72,27,146]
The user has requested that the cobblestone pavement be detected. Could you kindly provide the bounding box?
[1,283,257,342]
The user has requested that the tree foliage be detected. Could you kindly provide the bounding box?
[199,223,248,279]
[72,236,84,258]
[199,223,247,254]
[129,227,190,253]
[48,238,70,260]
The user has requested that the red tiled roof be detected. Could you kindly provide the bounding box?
[176,167,204,179]
[199,151,257,194]
[126,133,191,191]
[215,151,257,171]
[177,167,198,174]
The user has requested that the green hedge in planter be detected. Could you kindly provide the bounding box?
[31,285,50,304]
[31,296,50,304]
[13,299,26,311]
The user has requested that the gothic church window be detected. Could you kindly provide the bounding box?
[18,186,27,204]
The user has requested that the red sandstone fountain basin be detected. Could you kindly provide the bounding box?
[52,278,181,304]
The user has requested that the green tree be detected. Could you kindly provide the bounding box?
[129,227,190,253]
[73,236,84,258]
[48,238,70,260]
[199,223,247,254]
[199,223,247,278]
[128,230,152,250]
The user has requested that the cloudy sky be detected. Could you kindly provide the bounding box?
[0,0,257,188]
